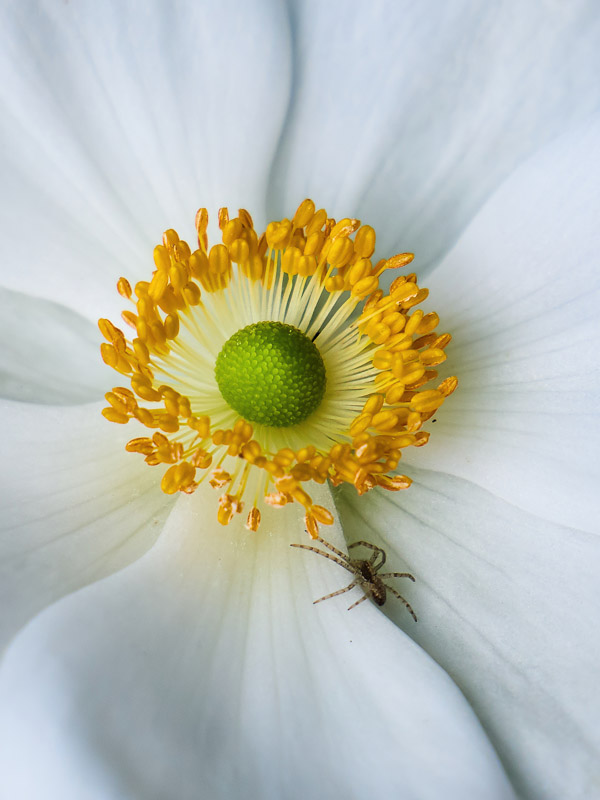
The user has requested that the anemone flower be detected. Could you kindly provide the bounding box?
[1,1,599,799]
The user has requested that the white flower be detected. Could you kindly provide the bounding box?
[1,1,599,799]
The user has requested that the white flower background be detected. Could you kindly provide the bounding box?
[1,1,599,799]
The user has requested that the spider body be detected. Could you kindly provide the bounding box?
[355,559,387,606]
[290,536,417,621]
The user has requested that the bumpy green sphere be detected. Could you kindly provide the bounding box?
[215,322,326,427]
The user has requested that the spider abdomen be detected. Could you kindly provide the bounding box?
[356,560,387,606]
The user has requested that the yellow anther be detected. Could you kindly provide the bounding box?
[434,333,452,349]
[100,342,118,368]
[296,445,316,463]
[369,323,391,345]
[293,198,315,228]
[376,474,412,491]
[195,208,209,249]
[350,413,372,436]
[164,314,180,340]
[182,281,201,306]
[438,376,459,397]
[373,349,393,370]
[404,309,424,335]
[210,468,232,489]
[273,448,295,467]
[153,245,171,272]
[162,229,179,249]
[135,281,150,298]
[126,437,155,454]
[233,419,253,440]
[132,338,150,364]
[134,408,154,426]
[161,462,195,494]
[104,391,129,415]
[304,513,319,539]
[156,288,179,315]
[173,239,191,262]
[391,281,419,303]
[246,507,261,532]
[189,250,209,280]
[98,318,124,345]
[209,244,231,275]
[410,387,444,413]
[354,225,376,258]
[325,275,345,293]
[363,394,384,415]
[101,407,129,424]
[121,310,138,329]
[238,208,254,229]
[403,288,429,308]
[385,382,406,405]
[148,270,169,300]
[306,208,327,236]
[222,218,243,246]
[168,264,185,292]
[291,464,313,481]
[420,348,446,366]
[191,449,212,469]
[266,219,293,249]
[304,231,324,257]
[117,277,132,299]
[347,258,372,285]
[264,492,289,508]
[229,238,250,264]
[240,440,261,463]
[282,246,302,275]
[187,416,210,438]
[218,207,230,229]
[352,275,379,299]
[402,363,426,385]
[371,410,400,431]
[385,253,414,271]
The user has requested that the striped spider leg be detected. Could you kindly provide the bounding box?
[290,536,417,621]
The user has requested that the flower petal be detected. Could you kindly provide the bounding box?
[0,288,106,403]
[335,469,600,800]
[0,483,515,800]
[0,0,292,319]
[403,117,600,534]
[0,401,173,651]
[269,0,600,266]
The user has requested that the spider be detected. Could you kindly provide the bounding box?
[290,536,417,621]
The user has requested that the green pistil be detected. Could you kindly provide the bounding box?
[215,322,326,427]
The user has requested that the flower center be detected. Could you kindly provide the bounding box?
[215,322,326,427]
[99,200,458,535]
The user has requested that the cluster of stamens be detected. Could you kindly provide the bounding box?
[100,199,456,536]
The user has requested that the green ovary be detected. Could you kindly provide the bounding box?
[215,322,327,427]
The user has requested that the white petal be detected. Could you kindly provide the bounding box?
[0,288,106,403]
[269,0,600,266]
[0,483,515,800]
[0,0,292,319]
[0,401,173,651]
[335,470,600,800]
[404,118,600,534]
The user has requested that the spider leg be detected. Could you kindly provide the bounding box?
[348,540,386,569]
[379,572,416,582]
[384,584,418,622]
[313,536,351,562]
[347,594,369,611]
[290,544,351,573]
[313,581,357,605]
